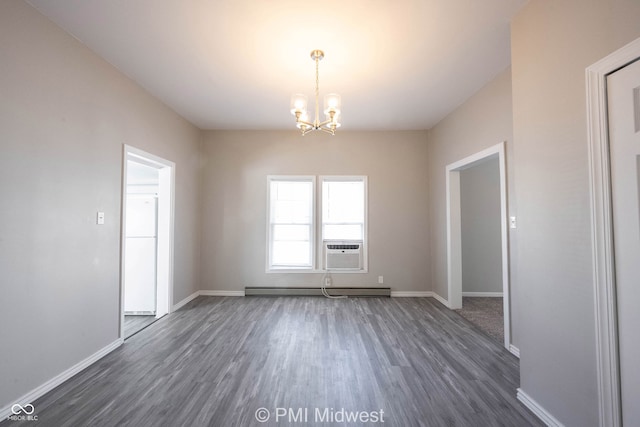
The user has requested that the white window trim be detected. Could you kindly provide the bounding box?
[319,175,368,273]
[266,175,369,273]
[266,175,316,272]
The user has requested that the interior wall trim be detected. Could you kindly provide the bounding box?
[586,36,640,427]
[517,389,565,427]
[199,290,246,297]
[430,292,450,308]
[0,339,123,420]
[390,291,433,297]
[462,292,504,297]
[121,144,176,340]
[172,291,200,311]
[180,290,451,300]
[445,141,511,350]
[509,344,520,358]
[177,290,455,302]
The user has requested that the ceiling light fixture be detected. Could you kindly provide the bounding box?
[290,49,341,136]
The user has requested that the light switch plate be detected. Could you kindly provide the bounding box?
[97,212,105,225]
[509,216,517,229]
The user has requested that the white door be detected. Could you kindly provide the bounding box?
[608,58,640,426]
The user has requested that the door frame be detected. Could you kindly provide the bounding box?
[446,141,511,351]
[120,145,175,339]
[587,36,640,427]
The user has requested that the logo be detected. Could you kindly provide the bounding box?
[11,404,35,415]
[255,408,270,422]
[8,403,38,421]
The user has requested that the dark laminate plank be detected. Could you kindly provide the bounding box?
[123,315,157,339]
[2,297,544,427]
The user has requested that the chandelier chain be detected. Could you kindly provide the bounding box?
[315,55,320,127]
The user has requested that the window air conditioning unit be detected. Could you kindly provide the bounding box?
[325,241,363,271]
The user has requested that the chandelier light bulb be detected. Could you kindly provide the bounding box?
[290,94,308,115]
[324,93,341,115]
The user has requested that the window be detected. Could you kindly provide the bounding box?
[267,176,315,269]
[321,177,367,272]
[267,175,367,272]
[321,177,366,241]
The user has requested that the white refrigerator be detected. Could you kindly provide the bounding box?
[124,195,157,314]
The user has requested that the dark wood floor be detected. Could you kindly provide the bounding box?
[124,315,158,339]
[3,297,542,427]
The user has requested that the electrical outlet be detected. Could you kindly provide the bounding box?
[324,277,332,287]
[378,276,384,284]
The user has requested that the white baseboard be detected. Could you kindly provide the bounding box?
[430,292,450,308]
[390,292,450,309]
[517,389,564,427]
[173,290,245,311]
[509,344,520,358]
[462,292,504,297]
[199,290,245,297]
[0,339,122,420]
[172,291,200,311]
[391,291,432,297]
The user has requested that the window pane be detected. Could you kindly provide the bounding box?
[271,181,312,224]
[322,181,364,223]
[269,178,314,269]
[273,225,310,241]
[273,201,311,223]
[271,181,312,203]
[323,224,363,240]
[272,241,311,266]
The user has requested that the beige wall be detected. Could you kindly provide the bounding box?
[200,130,430,293]
[0,1,201,409]
[511,1,640,425]
[426,67,517,341]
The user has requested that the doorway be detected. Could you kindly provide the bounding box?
[121,145,175,339]
[455,156,504,344]
[587,37,640,427]
[446,142,511,351]
[608,57,640,427]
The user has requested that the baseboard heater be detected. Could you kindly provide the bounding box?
[245,287,391,297]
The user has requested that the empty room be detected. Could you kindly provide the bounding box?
[1,0,639,426]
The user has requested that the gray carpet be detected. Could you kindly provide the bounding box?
[455,297,504,343]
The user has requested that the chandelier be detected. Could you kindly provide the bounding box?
[290,49,341,136]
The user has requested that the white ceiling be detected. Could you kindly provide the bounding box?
[27,0,527,131]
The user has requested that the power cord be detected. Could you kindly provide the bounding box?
[321,271,347,299]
